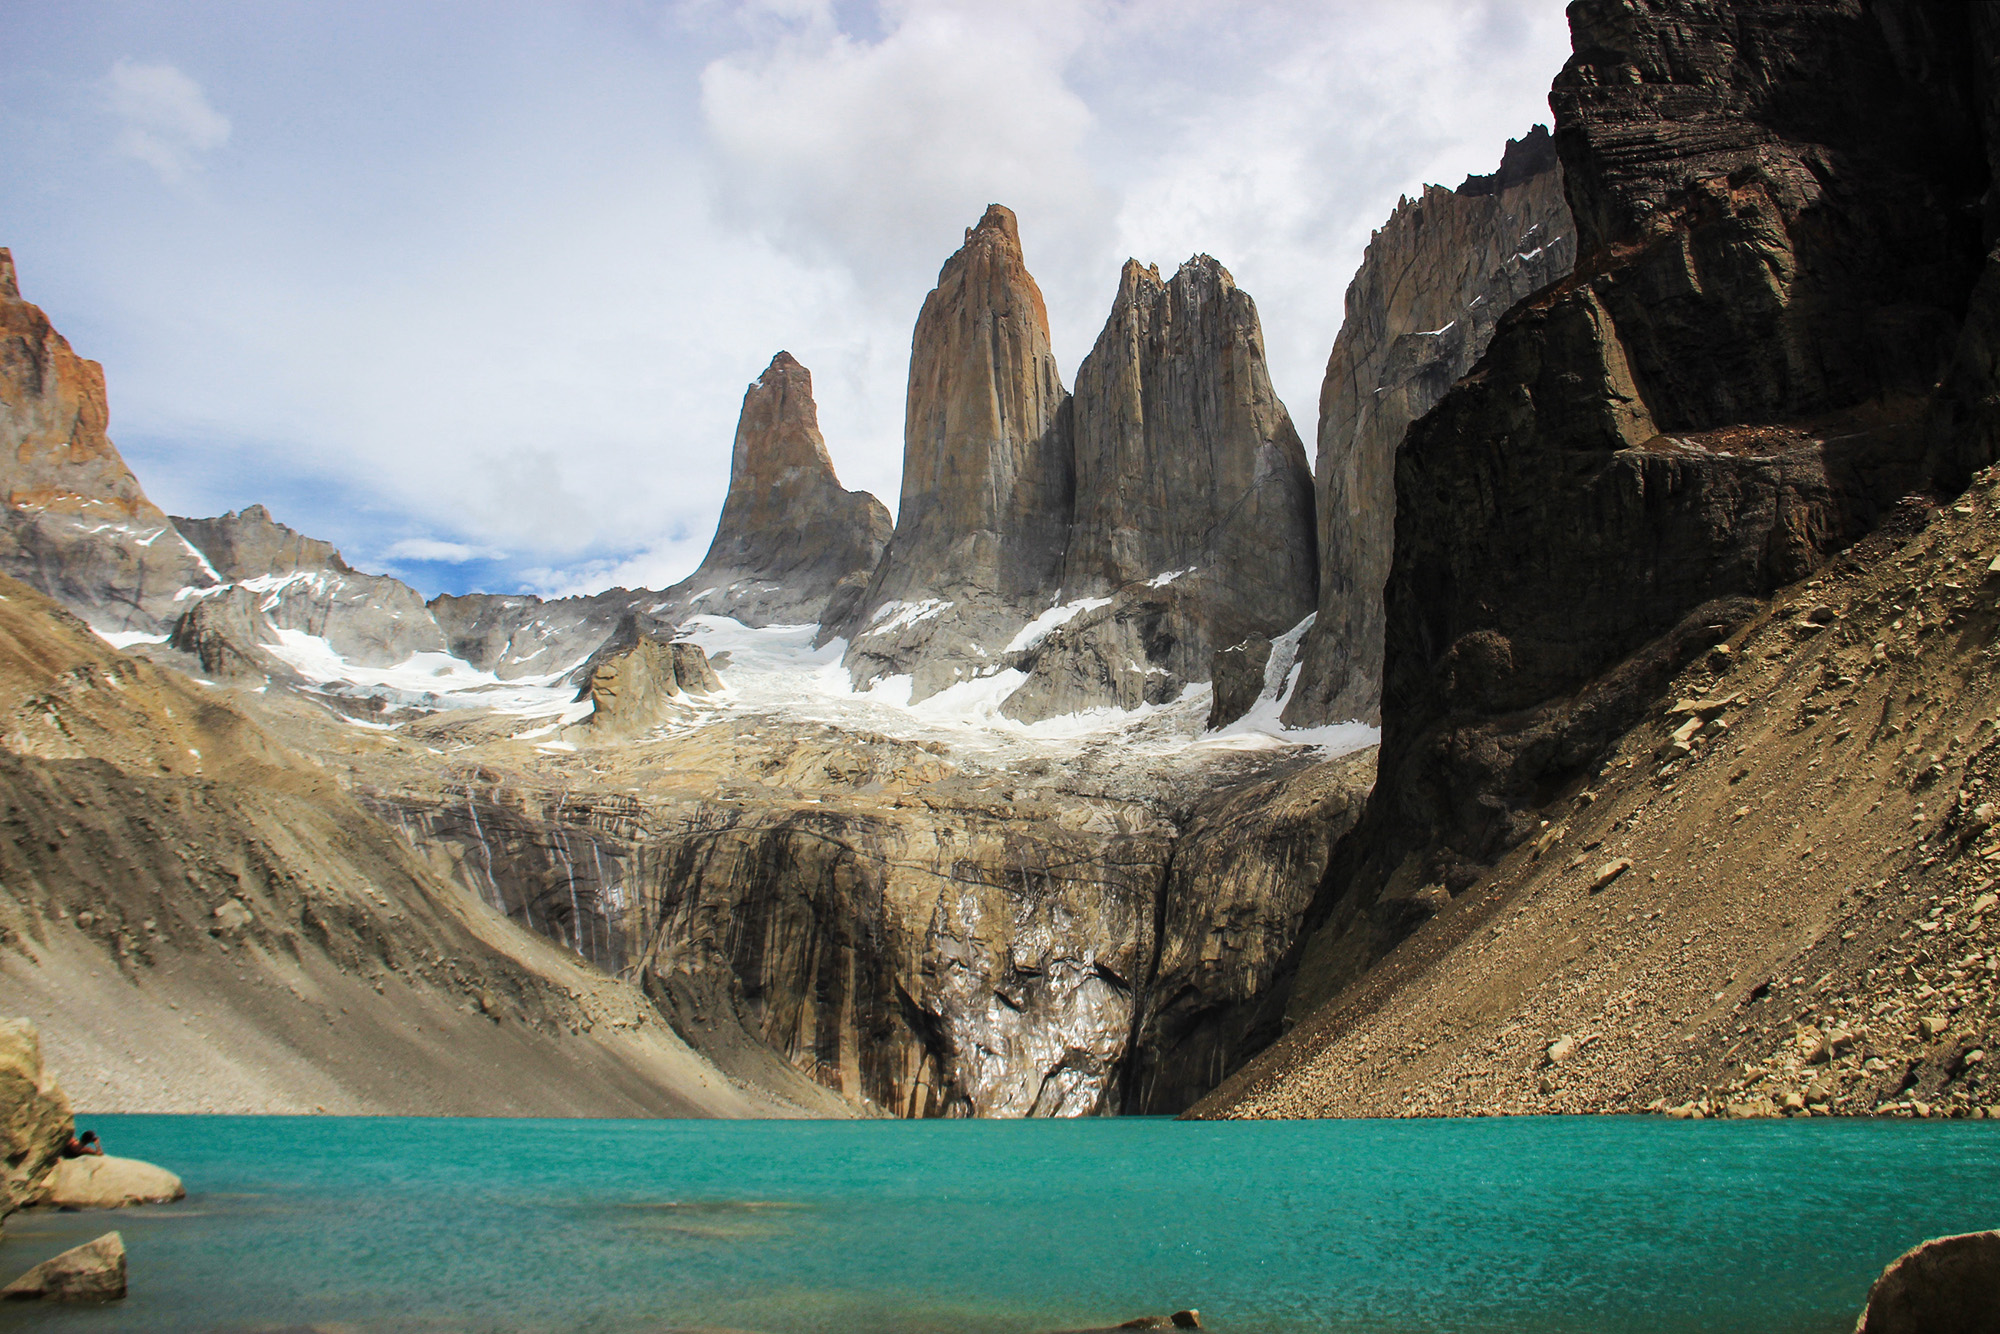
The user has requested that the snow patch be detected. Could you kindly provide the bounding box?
[862,598,952,637]
[1004,596,1111,654]
[93,629,168,650]
[1146,567,1197,588]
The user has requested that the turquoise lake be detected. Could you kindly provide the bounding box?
[3,1114,1992,1332]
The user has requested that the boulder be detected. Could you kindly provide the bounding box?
[0,1230,125,1302]
[39,1155,185,1209]
[0,1018,73,1217]
[572,616,723,741]
[1854,1231,2000,1334]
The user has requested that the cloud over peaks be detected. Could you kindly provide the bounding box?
[106,58,230,183]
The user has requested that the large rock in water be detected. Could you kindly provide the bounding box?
[837,205,1074,699]
[0,250,216,633]
[0,1231,124,1303]
[1853,1231,2000,1334]
[1276,0,2000,1022]
[0,1018,72,1217]
[653,352,889,630]
[1001,256,1317,722]
[1285,128,1574,728]
[38,1155,185,1209]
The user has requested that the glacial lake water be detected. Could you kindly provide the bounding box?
[4,1114,1993,1333]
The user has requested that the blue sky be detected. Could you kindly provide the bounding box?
[1,1,1572,598]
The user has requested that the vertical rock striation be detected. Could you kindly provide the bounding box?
[1285,128,1575,728]
[656,351,890,630]
[1002,256,1317,722]
[838,205,1074,700]
[0,250,216,632]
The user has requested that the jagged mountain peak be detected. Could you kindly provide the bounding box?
[965,202,1021,249]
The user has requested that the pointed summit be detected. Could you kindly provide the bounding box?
[837,203,1074,698]
[660,351,889,629]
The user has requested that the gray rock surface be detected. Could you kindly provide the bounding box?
[430,589,637,681]
[1003,255,1317,723]
[1206,636,1272,731]
[0,1231,124,1303]
[838,205,1074,700]
[0,250,216,634]
[168,505,447,675]
[652,352,889,630]
[1286,128,1574,727]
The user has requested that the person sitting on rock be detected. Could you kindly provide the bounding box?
[59,1130,103,1159]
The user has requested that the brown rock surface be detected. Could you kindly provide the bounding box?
[1004,256,1317,722]
[1854,1230,2000,1334]
[571,615,721,741]
[839,205,1074,699]
[0,249,215,632]
[0,1018,71,1217]
[0,1230,124,1303]
[654,352,890,630]
[1285,128,1574,727]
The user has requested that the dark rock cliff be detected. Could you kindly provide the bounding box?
[1285,128,1575,728]
[837,205,1075,700]
[1001,256,1318,722]
[653,352,890,630]
[1274,0,2000,1026]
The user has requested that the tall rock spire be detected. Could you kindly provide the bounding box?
[999,254,1318,721]
[838,204,1074,698]
[663,351,890,629]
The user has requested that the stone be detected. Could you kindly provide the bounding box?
[647,352,891,630]
[0,1018,72,1217]
[838,205,1074,700]
[1205,636,1273,731]
[571,616,723,741]
[38,1155,184,1209]
[1780,1090,1806,1113]
[210,899,253,935]
[1854,1230,2000,1334]
[1004,255,1317,722]
[0,251,216,634]
[1587,859,1632,893]
[0,1231,124,1303]
[1922,1016,1951,1040]
[1546,1036,1579,1066]
[1287,127,1575,727]
[1725,1097,1779,1120]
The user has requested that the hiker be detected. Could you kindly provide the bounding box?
[59,1130,103,1159]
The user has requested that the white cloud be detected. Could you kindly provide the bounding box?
[106,59,230,182]
[382,538,508,564]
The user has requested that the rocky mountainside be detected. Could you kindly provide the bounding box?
[1199,0,2000,1117]
[1285,128,1575,728]
[0,250,216,634]
[1002,256,1318,723]
[0,573,832,1116]
[837,205,1076,700]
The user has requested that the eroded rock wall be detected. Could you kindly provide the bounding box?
[838,205,1075,700]
[0,250,216,633]
[1002,256,1317,721]
[1285,129,1575,728]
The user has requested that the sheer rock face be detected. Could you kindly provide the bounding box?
[430,590,637,681]
[0,250,216,632]
[1275,0,2000,1027]
[1285,129,1575,728]
[170,505,446,676]
[1002,257,1317,722]
[839,205,1074,700]
[653,353,889,631]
